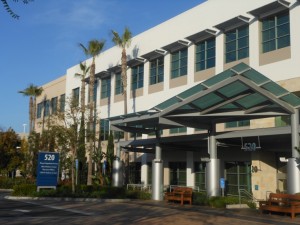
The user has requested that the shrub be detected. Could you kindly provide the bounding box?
[0,177,35,189]
[192,192,209,205]
[12,184,37,196]
[126,190,151,200]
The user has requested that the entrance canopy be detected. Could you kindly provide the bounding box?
[109,63,300,136]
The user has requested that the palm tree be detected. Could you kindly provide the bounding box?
[75,62,90,116]
[19,84,43,133]
[112,27,132,185]
[79,40,105,185]
[1,0,34,19]
[111,27,132,120]
[75,62,90,184]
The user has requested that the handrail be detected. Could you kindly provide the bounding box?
[127,184,152,192]
[238,189,259,205]
[169,185,201,192]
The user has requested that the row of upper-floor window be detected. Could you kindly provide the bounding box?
[36,94,65,119]
[95,11,290,99]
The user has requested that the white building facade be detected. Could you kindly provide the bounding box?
[38,0,300,200]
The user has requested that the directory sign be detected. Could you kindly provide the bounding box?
[36,152,60,187]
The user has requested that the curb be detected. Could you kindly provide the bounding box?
[4,195,132,203]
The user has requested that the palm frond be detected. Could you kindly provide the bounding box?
[111,30,122,47]
[79,43,89,56]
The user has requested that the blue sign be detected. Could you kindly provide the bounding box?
[37,152,60,187]
[220,178,225,189]
[75,159,78,170]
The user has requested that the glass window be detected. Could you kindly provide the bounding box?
[72,87,80,106]
[59,94,65,112]
[113,131,124,140]
[194,162,206,191]
[195,38,215,71]
[129,162,141,184]
[131,64,144,90]
[51,97,58,114]
[100,119,109,141]
[115,72,123,95]
[130,125,143,138]
[225,120,250,128]
[37,102,43,118]
[44,100,50,117]
[87,80,98,103]
[225,26,249,63]
[149,57,164,85]
[225,162,251,195]
[101,77,111,99]
[171,48,188,78]
[170,127,187,134]
[262,12,290,53]
[169,162,187,186]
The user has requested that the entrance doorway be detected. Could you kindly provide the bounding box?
[225,161,251,195]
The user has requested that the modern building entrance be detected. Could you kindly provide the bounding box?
[110,63,300,200]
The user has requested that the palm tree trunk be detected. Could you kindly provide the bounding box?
[32,97,37,132]
[29,97,33,133]
[87,61,95,186]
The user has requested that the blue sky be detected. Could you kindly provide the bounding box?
[0,0,204,133]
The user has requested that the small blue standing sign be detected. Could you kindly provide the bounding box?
[220,178,225,189]
[37,152,60,187]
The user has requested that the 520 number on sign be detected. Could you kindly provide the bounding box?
[44,154,55,161]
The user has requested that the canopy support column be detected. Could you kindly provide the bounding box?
[152,131,164,201]
[207,124,220,196]
[112,142,123,187]
[287,109,300,194]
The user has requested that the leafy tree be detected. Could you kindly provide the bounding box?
[79,39,105,185]
[1,0,34,19]
[0,128,22,177]
[19,84,43,133]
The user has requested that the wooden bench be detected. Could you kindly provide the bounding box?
[259,193,300,219]
[165,187,193,205]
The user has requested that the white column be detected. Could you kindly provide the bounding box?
[141,153,148,186]
[287,109,300,194]
[112,143,123,187]
[186,151,194,187]
[206,125,220,196]
[152,144,164,201]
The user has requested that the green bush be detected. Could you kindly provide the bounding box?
[12,184,37,196]
[126,190,151,200]
[192,192,209,205]
[0,177,35,189]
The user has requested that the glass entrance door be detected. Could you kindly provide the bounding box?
[225,161,251,195]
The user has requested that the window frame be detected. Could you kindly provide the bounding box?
[115,72,123,95]
[261,11,290,53]
[51,97,58,114]
[101,77,111,99]
[225,25,249,63]
[149,56,164,85]
[59,94,65,112]
[171,48,188,79]
[195,38,216,71]
[131,64,144,90]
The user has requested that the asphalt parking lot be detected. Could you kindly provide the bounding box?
[1,191,300,225]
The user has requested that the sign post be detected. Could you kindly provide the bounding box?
[36,152,60,191]
[220,178,225,197]
[75,159,78,186]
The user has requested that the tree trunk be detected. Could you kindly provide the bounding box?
[87,60,95,186]
[32,97,37,132]
[29,97,33,133]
